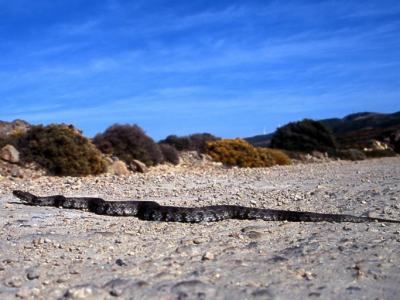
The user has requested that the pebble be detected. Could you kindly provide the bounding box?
[64,284,104,299]
[176,245,201,256]
[26,267,40,280]
[202,252,215,261]
[57,274,70,283]
[115,258,127,266]
[343,226,352,231]
[6,276,23,288]
[69,268,80,274]
[246,231,264,239]
[16,288,31,298]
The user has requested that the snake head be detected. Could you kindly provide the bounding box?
[12,190,38,205]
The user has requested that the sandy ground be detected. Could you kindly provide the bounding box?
[0,157,399,299]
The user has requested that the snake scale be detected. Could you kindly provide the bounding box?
[12,190,400,223]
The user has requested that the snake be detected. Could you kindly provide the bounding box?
[12,190,400,223]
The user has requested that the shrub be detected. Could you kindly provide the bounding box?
[0,137,12,149]
[189,133,220,153]
[206,138,291,168]
[390,131,400,153]
[18,124,107,176]
[93,124,163,166]
[160,133,219,153]
[271,119,337,153]
[159,143,180,165]
[364,149,397,158]
[335,149,366,161]
[160,135,191,151]
[395,139,400,154]
[0,131,24,149]
[258,148,292,166]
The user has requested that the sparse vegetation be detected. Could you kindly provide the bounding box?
[159,143,180,165]
[0,130,25,149]
[160,133,219,153]
[335,149,366,161]
[206,138,291,168]
[270,119,337,153]
[1,115,397,177]
[258,148,293,166]
[17,124,107,176]
[93,124,163,166]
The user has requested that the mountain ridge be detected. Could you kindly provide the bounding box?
[245,111,400,149]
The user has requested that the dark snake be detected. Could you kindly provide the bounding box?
[12,190,400,223]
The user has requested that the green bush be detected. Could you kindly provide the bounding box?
[159,143,180,165]
[18,124,107,176]
[206,139,291,168]
[160,133,219,153]
[93,124,163,166]
[271,119,337,153]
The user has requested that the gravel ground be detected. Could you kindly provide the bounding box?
[1,157,399,300]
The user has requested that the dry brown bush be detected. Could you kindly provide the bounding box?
[206,139,291,168]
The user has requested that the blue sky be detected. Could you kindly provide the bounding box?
[1,0,399,140]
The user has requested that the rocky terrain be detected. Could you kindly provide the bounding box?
[1,157,399,299]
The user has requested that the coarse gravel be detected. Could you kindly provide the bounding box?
[0,157,399,299]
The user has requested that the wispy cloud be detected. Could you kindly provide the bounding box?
[0,0,399,138]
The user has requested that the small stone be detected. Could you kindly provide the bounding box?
[4,258,14,264]
[108,160,130,176]
[6,276,23,288]
[0,144,20,163]
[247,231,263,239]
[64,284,101,299]
[69,268,80,275]
[57,275,70,283]
[11,165,22,177]
[4,203,14,209]
[129,160,148,173]
[26,267,40,280]
[202,252,215,261]
[104,278,129,297]
[247,242,258,249]
[176,245,201,256]
[16,288,30,298]
[193,238,206,244]
[115,258,127,266]
[251,288,274,298]
[31,288,40,296]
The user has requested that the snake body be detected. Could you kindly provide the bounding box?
[12,190,400,223]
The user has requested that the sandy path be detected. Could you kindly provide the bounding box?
[1,157,399,299]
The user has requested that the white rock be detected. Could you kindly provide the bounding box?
[0,144,20,163]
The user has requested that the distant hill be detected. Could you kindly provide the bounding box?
[245,111,400,149]
[244,133,274,147]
